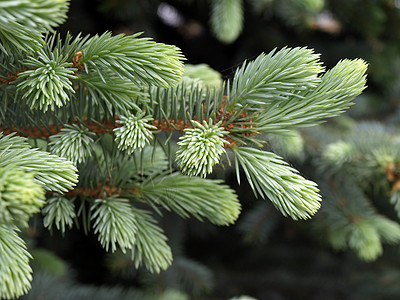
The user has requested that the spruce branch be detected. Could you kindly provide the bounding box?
[265,130,304,159]
[79,32,185,87]
[125,146,169,178]
[345,215,400,262]
[91,197,138,253]
[230,47,324,108]
[250,58,368,133]
[320,122,400,188]
[49,124,96,164]
[149,80,225,129]
[114,112,157,154]
[182,63,223,87]
[317,176,400,261]
[138,173,241,225]
[276,0,324,26]
[343,216,400,262]
[210,0,244,43]
[348,219,383,261]
[17,49,77,111]
[77,72,144,114]
[0,0,69,32]
[0,167,45,228]
[42,196,76,233]
[130,207,172,273]
[0,17,42,55]
[176,119,229,177]
[232,147,321,219]
[0,225,32,299]
[322,140,357,170]
[0,0,375,290]
[45,32,89,65]
[0,133,78,192]
[0,0,69,55]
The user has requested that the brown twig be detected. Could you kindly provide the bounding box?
[2,108,257,147]
[386,162,400,193]
[0,119,121,138]
[66,183,122,198]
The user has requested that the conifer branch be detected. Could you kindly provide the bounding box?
[251,58,368,133]
[130,207,172,273]
[17,49,77,111]
[238,202,280,244]
[91,197,138,253]
[0,133,78,192]
[0,0,69,54]
[77,72,144,114]
[176,120,229,177]
[230,47,324,108]
[0,167,45,228]
[210,0,244,44]
[232,146,321,220]
[79,32,185,87]
[0,225,32,299]
[48,124,96,164]
[114,113,157,154]
[42,195,76,233]
[138,172,241,225]
[0,0,372,294]
[317,175,400,261]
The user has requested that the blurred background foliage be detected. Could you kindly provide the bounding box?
[25,0,400,299]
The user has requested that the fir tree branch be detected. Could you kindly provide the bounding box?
[77,72,145,114]
[78,32,185,87]
[42,195,76,233]
[317,175,400,261]
[232,146,321,219]
[114,113,157,154]
[137,172,241,225]
[250,58,368,133]
[169,257,215,294]
[210,0,244,43]
[183,63,223,87]
[238,202,280,244]
[91,197,137,253]
[17,49,77,111]
[149,81,225,125]
[176,119,229,177]
[0,225,32,299]
[0,0,69,55]
[0,133,78,192]
[48,124,96,164]
[348,219,383,261]
[130,207,172,273]
[229,47,324,108]
[0,0,69,32]
[0,167,45,228]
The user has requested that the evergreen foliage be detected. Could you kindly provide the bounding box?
[49,124,96,163]
[0,0,368,298]
[90,0,400,297]
[0,0,69,54]
[42,195,76,233]
[114,113,157,153]
[233,147,321,219]
[210,0,244,44]
[0,226,33,299]
[0,167,45,228]
[176,120,228,177]
[307,121,400,260]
